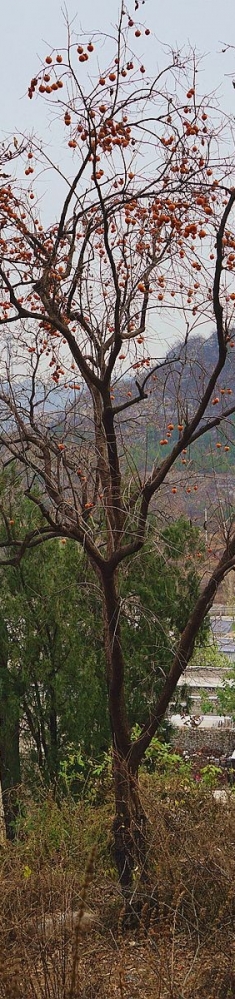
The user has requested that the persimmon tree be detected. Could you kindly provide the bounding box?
[1,3,235,907]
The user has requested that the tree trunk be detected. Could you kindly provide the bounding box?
[0,710,21,840]
[100,568,158,924]
[48,680,58,786]
[0,616,21,840]
[112,750,158,927]
[101,564,158,921]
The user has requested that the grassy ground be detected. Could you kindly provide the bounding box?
[0,773,234,998]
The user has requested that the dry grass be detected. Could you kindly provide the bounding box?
[0,778,234,998]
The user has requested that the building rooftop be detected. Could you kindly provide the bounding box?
[170,714,233,729]
[177,667,230,689]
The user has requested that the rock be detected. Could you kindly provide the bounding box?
[26,908,97,941]
[212,789,232,804]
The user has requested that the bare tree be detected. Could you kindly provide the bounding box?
[0,6,235,908]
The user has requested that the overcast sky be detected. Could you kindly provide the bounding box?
[1,0,235,355]
[1,0,235,136]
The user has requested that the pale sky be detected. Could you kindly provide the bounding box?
[1,0,235,137]
[1,0,235,356]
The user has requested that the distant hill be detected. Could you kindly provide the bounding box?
[113,331,235,528]
[1,330,234,486]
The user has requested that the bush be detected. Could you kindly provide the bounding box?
[0,775,234,998]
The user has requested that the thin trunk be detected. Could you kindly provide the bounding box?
[22,696,44,768]
[0,615,21,839]
[0,703,21,840]
[48,682,58,785]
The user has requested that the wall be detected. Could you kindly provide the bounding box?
[171,726,235,758]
